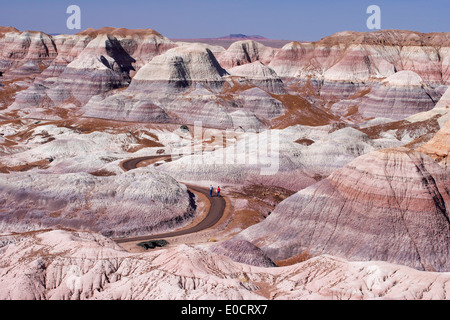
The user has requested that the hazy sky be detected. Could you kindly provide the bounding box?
[1,0,449,41]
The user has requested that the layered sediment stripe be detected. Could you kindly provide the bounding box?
[236,147,450,272]
[357,71,439,120]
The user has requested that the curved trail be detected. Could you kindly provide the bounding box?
[114,155,226,244]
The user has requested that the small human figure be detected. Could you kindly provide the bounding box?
[209,185,213,197]
[217,186,221,197]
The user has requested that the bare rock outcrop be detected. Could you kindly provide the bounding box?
[228,61,285,93]
[236,147,450,272]
[356,71,441,120]
[216,40,277,69]
[269,30,450,104]
[159,124,400,193]
[53,33,147,104]
[270,29,447,82]
[4,27,448,128]
[129,43,228,91]
[0,167,195,238]
[1,229,450,300]
[83,44,235,127]
[0,29,57,79]
[407,85,450,128]
[83,44,292,129]
[6,27,177,113]
[210,239,277,267]
[76,27,177,73]
[418,119,450,169]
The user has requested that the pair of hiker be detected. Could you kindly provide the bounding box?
[209,185,221,197]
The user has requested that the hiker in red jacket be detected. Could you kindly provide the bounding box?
[217,186,221,197]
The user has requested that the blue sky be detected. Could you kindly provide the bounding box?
[1,0,449,41]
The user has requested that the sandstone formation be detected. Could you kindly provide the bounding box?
[271,30,450,84]
[0,29,57,79]
[159,124,403,192]
[216,40,277,69]
[356,71,440,120]
[1,229,450,300]
[407,85,450,128]
[2,27,449,127]
[227,61,285,93]
[83,44,236,128]
[3,27,177,115]
[1,26,450,301]
[418,119,450,169]
[0,167,195,238]
[46,29,176,105]
[129,44,228,91]
[209,239,277,267]
[236,147,450,272]
[83,44,291,129]
[76,27,177,72]
[269,30,449,106]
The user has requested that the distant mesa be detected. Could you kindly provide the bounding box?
[212,34,268,40]
[174,33,268,41]
[171,34,293,48]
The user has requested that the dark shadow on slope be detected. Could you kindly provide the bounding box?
[105,35,136,76]
[206,48,229,77]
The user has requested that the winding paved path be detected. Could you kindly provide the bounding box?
[114,155,226,244]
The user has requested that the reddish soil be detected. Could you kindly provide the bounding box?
[275,250,313,266]
[89,169,117,176]
[295,138,315,146]
[0,159,50,173]
[360,115,441,141]
[269,93,337,128]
